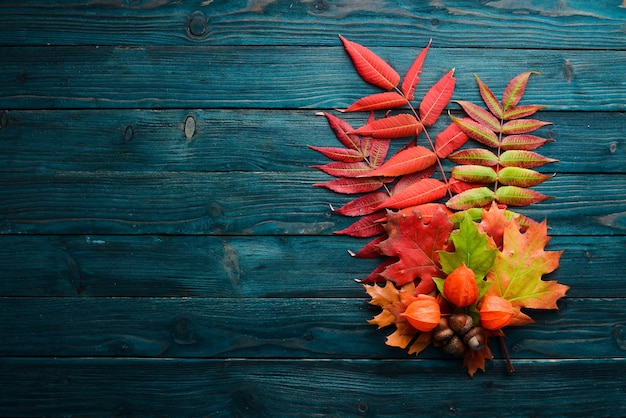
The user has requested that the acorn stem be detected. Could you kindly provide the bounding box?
[499,335,515,373]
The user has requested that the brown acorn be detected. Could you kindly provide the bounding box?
[448,313,473,336]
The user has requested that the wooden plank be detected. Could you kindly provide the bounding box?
[1,1,625,49]
[1,109,623,174]
[0,357,624,416]
[1,46,624,110]
[0,297,623,359]
[0,172,624,235]
[0,235,621,298]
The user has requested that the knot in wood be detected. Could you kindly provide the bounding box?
[187,11,208,39]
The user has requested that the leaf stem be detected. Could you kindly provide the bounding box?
[395,87,453,198]
[498,335,515,373]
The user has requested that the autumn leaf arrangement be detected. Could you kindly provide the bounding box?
[310,36,569,377]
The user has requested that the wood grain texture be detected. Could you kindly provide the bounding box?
[1,46,624,110]
[0,235,622,298]
[1,109,623,173]
[0,1,625,49]
[1,172,625,235]
[0,297,624,359]
[0,358,625,416]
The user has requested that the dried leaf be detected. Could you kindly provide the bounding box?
[339,35,400,90]
[419,69,456,126]
[353,113,422,139]
[434,123,469,158]
[450,116,499,148]
[464,344,493,378]
[474,74,503,119]
[377,178,448,210]
[402,39,431,100]
[363,146,437,178]
[344,91,407,112]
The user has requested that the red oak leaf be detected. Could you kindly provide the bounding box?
[377,209,454,291]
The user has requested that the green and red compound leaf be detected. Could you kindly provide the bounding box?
[499,150,558,169]
[448,148,499,166]
[450,116,499,148]
[495,186,552,206]
[339,35,400,90]
[455,100,501,133]
[446,187,495,211]
[500,135,554,151]
[501,119,552,135]
[502,71,538,110]
[503,105,546,120]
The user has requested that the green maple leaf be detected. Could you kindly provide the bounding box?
[487,218,569,326]
[438,214,497,280]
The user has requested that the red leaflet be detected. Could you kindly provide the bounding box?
[335,191,389,216]
[308,145,364,163]
[503,105,546,120]
[363,146,437,178]
[362,137,390,168]
[419,69,456,126]
[344,91,406,112]
[502,72,537,110]
[391,166,436,195]
[450,116,499,148]
[334,211,387,237]
[501,119,552,135]
[455,100,501,133]
[320,112,361,150]
[353,113,422,139]
[377,178,447,210]
[448,178,485,194]
[401,39,431,100]
[314,177,384,194]
[339,35,400,90]
[434,123,469,158]
[500,135,554,151]
[312,161,372,178]
[349,235,387,259]
[474,74,503,119]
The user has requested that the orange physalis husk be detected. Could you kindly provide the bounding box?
[401,294,441,332]
[443,263,478,307]
[479,294,515,330]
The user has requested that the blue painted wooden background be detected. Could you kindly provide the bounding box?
[1,1,625,416]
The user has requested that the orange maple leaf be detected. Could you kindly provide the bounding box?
[486,217,569,326]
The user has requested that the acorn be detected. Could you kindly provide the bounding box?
[448,313,473,336]
[433,317,454,344]
[442,335,466,356]
[463,326,486,351]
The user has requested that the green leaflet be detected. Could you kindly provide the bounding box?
[438,214,497,280]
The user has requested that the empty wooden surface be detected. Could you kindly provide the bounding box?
[1,1,625,416]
